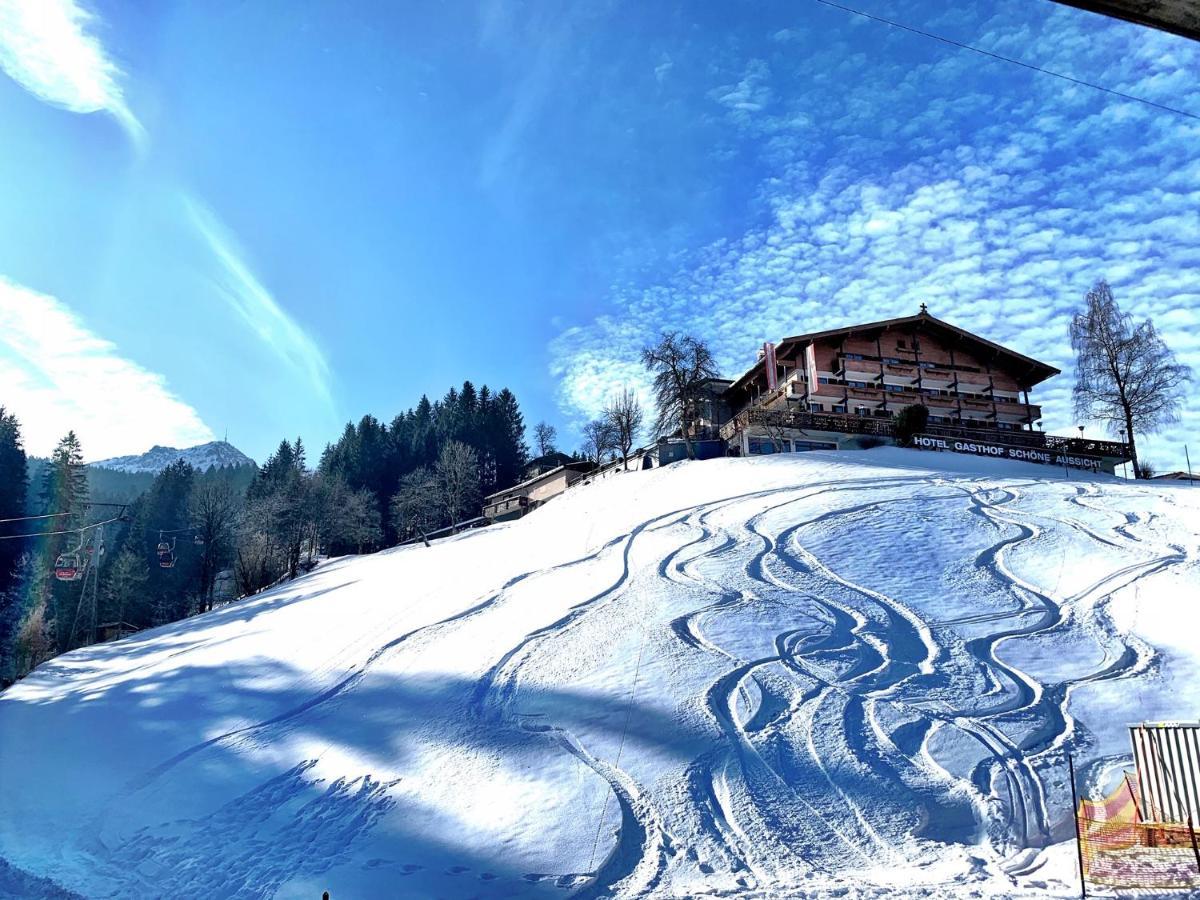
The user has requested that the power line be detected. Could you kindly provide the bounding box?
[809,0,1200,123]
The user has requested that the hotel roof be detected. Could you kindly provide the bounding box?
[727,307,1061,393]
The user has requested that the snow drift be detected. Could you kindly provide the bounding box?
[1,447,1198,899]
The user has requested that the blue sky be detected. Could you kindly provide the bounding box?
[0,1,1196,470]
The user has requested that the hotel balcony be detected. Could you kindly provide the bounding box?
[882,362,919,382]
[810,383,847,400]
[917,365,956,381]
[847,386,884,402]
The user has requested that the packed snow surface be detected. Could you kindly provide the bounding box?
[89,440,254,473]
[2,448,1199,899]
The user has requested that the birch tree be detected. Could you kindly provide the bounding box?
[1070,280,1190,478]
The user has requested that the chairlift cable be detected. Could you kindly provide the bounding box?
[0,511,74,525]
[0,513,128,541]
[809,0,1200,123]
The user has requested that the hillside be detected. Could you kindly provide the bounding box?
[0,448,1197,899]
[90,440,255,474]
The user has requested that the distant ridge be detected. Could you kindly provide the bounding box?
[90,441,256,474]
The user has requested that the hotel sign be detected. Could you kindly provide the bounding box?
[913,433,1100,471]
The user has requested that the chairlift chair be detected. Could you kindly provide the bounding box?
[156,534,176,569]
[54,554,83,581]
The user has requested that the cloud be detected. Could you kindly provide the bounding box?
[0,0,145,147]
[184,197,334,408]
[548,4,1200,468]
[710,59,773,122]
[0,277,213,460]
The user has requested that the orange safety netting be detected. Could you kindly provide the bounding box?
[1077,773,1200,891]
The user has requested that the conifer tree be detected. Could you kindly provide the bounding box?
[0,407,28,593]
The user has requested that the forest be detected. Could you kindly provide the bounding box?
[0,382,530,685]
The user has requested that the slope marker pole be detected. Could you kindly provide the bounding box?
[1068,753,1087,899]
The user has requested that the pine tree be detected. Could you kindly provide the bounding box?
[40,432,89,652]
[492,389,528,490]
[0,407,29,593]
[101,549,149,628]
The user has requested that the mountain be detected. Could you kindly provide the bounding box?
[1,448,1196,898]
[89,440,255,474]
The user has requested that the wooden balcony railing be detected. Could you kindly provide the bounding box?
[721,411,1133,460]
[720,408,896,441]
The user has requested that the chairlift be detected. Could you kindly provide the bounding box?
[54,553,83,581]
[157,533,177,569]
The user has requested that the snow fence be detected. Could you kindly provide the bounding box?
[1077,773,1200,892]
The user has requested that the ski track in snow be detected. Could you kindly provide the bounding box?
[3,456,1195,899]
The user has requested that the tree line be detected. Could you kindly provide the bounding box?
[0,381,533,685]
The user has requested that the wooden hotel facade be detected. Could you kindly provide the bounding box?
[718,307,1131,471]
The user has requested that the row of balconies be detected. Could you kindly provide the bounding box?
[792,381,1040,420]
[837,352,989,378]
[822,372,1020,398]
[839,359,1016,392]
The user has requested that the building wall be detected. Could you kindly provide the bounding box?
[735,320,1044,434]
[482,466,589,521]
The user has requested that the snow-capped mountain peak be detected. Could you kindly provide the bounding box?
[89,440,255,474]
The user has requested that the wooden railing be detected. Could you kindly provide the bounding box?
[720,408,895,441]
[721,411,1133,460]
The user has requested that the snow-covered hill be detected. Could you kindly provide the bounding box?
[1,448,1198,899]
[89,440,255,473]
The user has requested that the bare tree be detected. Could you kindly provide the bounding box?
[190,478,239,611]
[533,421,557,457]
[581,418,617,465]
[436,440,481,530]
[641,331,720,460]
[1071,280,1191,478]
[315,477,381,556]
[390,467,440,545]
[604,387,644,470]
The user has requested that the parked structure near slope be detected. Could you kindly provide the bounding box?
[717,306,1133,472]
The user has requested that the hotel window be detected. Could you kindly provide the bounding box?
[845,352,863,361]
[748,438,779,455]
[885,384,904,393]
[832,404,847,413]
[848,380,867,388]
[919,361,936,369]
[883,357,900,365]
[854,406,870,417]
[809,402,822,413]
[997,422,1014,431]
[819,376,833,384]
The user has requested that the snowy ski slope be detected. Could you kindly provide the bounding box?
[1,448,1198,899]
